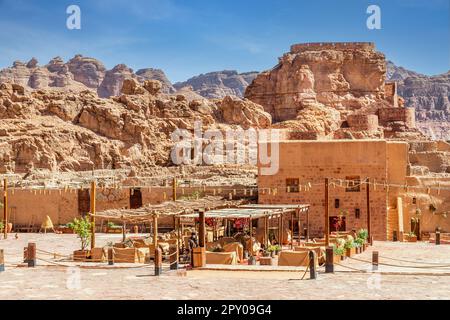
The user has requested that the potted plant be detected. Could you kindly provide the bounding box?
[354,237,364,254]
[404,232,417,242]
[344,236,356,257]
[333,245,345,263]
[267,245,276,258]
[267,244,281,257]
[106,222,122,234]
[67,217,92,261]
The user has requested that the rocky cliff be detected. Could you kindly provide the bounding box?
[174,70,258,99]
[0,55,175,98]
[244,42,422,140]
[386,61,450,140]
[387,63,450,122]
[0,80,271,174]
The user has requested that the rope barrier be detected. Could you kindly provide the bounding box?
[334,261,368,273]
[347,256,450,269]
[379,255,450,265]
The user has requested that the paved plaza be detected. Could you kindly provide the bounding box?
[0,234,449,300]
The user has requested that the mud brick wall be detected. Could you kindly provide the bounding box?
[347,114,379,131]
[378,107,416,128]
[258,140,409,240]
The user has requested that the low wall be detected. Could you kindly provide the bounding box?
[6,185,256,229]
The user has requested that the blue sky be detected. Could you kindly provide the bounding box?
[0,0,448,82]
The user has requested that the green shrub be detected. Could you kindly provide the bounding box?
[357,229,368,240]
[344,239,355,249]
[333,245,345,256]
[67,217,92,250]
[354,238,364,247]
[268,244,281,252]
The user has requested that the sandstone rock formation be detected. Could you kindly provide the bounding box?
[245,42,423,140]
[386,62,450,140]
[136,68,176,94]
[0,55,176,98]
[0,80,271,173]
[217,96,272,129]
[174,70,258,99]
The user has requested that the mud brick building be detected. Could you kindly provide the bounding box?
[258,140,410,240]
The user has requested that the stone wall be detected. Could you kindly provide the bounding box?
[378,107,416,128]
[6,185,253,228]
[347,114,379,131]
[290,42,375,53]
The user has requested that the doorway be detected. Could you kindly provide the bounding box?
[130,188,143,209]
[78,189,90,217]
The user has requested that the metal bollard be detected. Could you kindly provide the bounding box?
[154,247,162,276]
[0,249,4,272]
[393,231,398,242]
[325,246,334,273]
[436,231,441,245]
[309,250,317,279]
[370,236,374,246]
[372,251,379,271]
[108,247,114,265]
[27,242,36,267]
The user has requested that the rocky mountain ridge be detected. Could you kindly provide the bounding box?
[0,55,176,98]
[173,70,258,99]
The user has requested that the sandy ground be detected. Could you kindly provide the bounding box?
[0,234,449,300]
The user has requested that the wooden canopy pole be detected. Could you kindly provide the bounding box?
[306,208,310,242]
[249,215,253,256]
[90,181,96,249]
[290,211,294,249]
[153,213,158,248]
[325,178,330,247]
[366,177,371,239]
[199,210,206,247]
[264,215,268,247]
[172,178,177,201]
[280,213,284,245]
[3,179,7,240]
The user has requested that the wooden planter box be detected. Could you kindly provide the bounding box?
[259,257,273,266]
[73,250,89,262]
[404,235,417,242]
[346,247,356,257]
[107,227,123,234]
[333,254,342,264]
[56,226,74,234]
[192,247,206,268]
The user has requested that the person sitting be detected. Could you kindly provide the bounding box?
[188,232,199,266]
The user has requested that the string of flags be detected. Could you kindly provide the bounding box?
[0,177,448,197]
